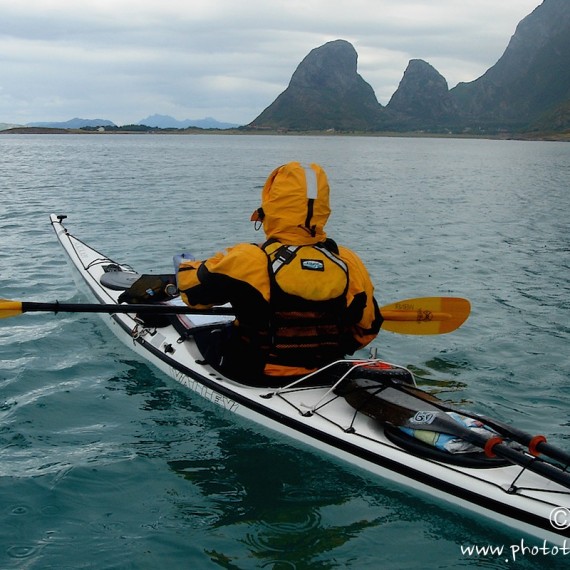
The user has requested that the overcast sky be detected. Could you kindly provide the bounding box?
[0,0,542,126]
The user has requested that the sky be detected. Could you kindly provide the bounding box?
[0,0,543,127]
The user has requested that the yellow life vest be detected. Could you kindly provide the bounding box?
[263,240,349,369]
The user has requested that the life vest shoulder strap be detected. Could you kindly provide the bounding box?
[263,240,348,276]
[262,240,349,304]
[268,244,301,275]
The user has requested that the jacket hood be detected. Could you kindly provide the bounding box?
[258,162,330,245]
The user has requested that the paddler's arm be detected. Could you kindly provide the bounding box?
[177,244,270,310]
[338,246,383,352]
[176,257,217,309]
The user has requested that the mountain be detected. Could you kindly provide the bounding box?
[450,0,570,129]
[249,39,388,131]
[27,118,116,129]
[386,59,458,126]
[138,114,240,129]
[247,0,569,134]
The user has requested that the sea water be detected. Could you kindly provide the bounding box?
[0,134,569,569]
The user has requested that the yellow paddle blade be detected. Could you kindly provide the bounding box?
[379,297,471,335]
[0,299,24,319]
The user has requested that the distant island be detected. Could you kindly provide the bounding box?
[136,114,240,130]
[0,114,241,133]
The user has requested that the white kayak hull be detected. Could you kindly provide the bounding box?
[50,214,570,545]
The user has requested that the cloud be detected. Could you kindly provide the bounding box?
[0,0,541,125]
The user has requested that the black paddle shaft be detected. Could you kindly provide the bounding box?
[21,301,234,316]
[462,413,570,467]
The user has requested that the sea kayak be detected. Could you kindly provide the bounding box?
[48,214,570,545]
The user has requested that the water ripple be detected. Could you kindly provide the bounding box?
[0,135,568,569]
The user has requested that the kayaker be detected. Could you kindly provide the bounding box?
[177,162,382,384]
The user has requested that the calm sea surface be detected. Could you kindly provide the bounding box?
[0,134,569,569]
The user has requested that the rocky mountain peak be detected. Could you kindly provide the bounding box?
[386,59,457,123]
[288,39,360,91]
[249,39,386,130]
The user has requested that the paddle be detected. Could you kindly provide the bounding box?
[339,377,570,490]
[397,401,570,489]
[371,375,570,466]
[0,297,470,336]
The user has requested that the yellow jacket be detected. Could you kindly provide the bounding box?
[178,162,381,381]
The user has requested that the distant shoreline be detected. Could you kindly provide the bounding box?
[1,125,568,142]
